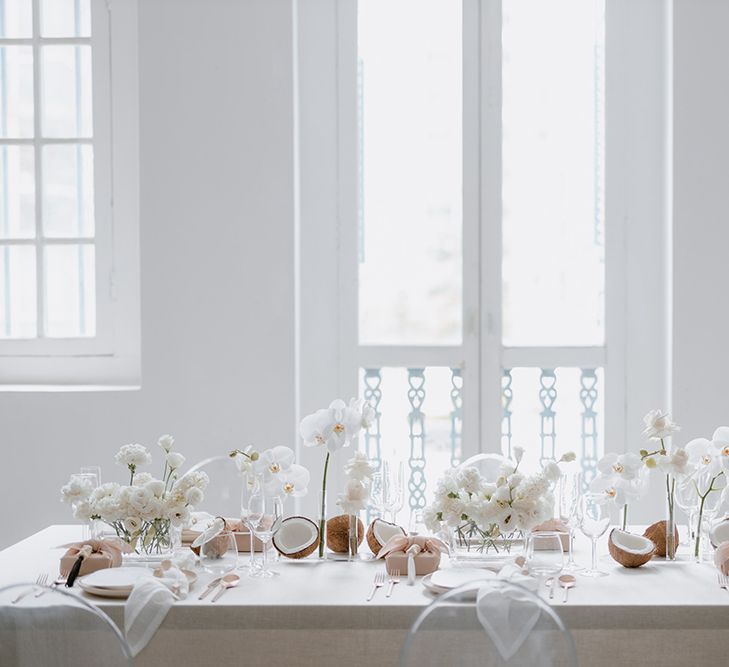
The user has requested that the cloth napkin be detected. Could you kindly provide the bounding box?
[124,554,193,657]
[475,562,540,662]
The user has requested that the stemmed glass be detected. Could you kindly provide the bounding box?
[526,532,564,596]
[240,474,261,573]
[579,493,610,577]
[379,461,405,523]
[558,472,583,572]
[247,490,283,579]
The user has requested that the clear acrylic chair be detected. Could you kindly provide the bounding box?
[459,453,512,484]
[186,454,244,516]
[0,582,132,666]
[401,580,577,667]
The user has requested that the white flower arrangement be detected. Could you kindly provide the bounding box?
[61,436,208,555]
[230,444,310,499]
[425,451,574,553]
[590,452,648,528]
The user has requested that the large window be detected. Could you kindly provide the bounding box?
[351,0,609,513]
[0,0,139,385]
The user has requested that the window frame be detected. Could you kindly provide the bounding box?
[0,0,140,388]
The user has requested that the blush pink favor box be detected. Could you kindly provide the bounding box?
[385,550,441,576]
[60,551,117,577]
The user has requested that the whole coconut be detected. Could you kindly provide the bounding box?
[326,514,364,553]
[643,520,679,557]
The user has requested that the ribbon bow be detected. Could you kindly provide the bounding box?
[60,538,133,563]
[375,534,449,559]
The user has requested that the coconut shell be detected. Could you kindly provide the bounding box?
[608,528,654,568]
[366,518,406,555]
[272,516,320,559]
[189,517,235,556]
[643,520,680,557]
[326,514,364,553]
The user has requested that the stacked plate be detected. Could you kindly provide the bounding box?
[422,567,496,595]
[78,567,154,599]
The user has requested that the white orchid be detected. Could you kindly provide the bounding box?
[597,452,642,481]
[229,445,260,476]
[657,447,693,477]
[590,475,643,508]
[642,409,680,440]
[300,399,370,454]
[257,445,295,477]
[686,438,722,478]
[267,463,310,498]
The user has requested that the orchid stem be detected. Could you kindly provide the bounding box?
[319,452,330,558]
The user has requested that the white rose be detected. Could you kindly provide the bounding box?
[166,451,186,470]
[158,434,175,453]
[185,487,204,506]
[344,451,377,481]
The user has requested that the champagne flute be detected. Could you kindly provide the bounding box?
[240,474,261,572]
[579,493,610,577]
[382,461,405,524]
[558,472,583,572]
[526,532,564,596]
[247,490,283,579]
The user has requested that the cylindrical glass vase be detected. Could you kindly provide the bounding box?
[348,513,359,560]
[666,473,677,560]
[318,490,327,559]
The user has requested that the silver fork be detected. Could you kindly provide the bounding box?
[386,570,400,598]
[367,571,386,602]
[12,574,46,604]
[718,573,729,594]
[32,574,49,597]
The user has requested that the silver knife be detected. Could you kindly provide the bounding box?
[198,577,222,600]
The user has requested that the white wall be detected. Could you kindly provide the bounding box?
[0,0,299,548]
[673,0,729,441]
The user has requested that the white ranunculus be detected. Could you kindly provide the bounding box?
[166,451,186,471]
[457,466,482,495]
[543,461,562,483]
[185,487,204,506]
[124,516,141,533]
[146,479,166,498]
[169,505,191,527]
[642,409,680,440]
[60,476,93,504]
[132,472,153,487]
[73,501,93,521]
[336,478,369,513]
[423,505,442,533]
[158,434,175,453]
[115,443,152,469]
[344,451,377,481]
[173,471,209,495]
[657,447,693,477]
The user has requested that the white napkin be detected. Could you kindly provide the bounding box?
[124,558,191,657]
[475,565,540,662]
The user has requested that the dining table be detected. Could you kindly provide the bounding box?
[1,524,728,666]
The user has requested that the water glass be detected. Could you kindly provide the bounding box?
[526,532,564,594]
[579,493,610,577]
[247,491,283,578]
[200,530,239,577]
[558,472,583,572]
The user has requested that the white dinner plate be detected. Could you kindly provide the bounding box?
[430,567,496,590]
[421,573,449,595]
[78,582,133,599]
[80,566,153,590]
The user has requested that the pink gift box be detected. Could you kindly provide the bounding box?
[384,550,441,576]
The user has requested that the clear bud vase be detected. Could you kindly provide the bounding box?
[318,490,327,559]
[348,513,359,561]
[666,473,677,560]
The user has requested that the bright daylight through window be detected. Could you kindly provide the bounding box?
[355,0,606,517]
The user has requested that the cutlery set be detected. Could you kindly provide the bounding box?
[368,570,401,601]
[10,572,69,603]
[198,573,240,602]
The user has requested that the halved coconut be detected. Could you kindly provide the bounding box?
[643,520,680,557]
[709,519,729,549]
[366,518,406,555]
[326,514,364,553]
[608,528,655,567]
[272,516,320,559]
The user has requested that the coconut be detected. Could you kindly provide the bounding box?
[366,518,406,555]
[709,519,729,549]
[643,520,680,557]
[189,517,234,557]
[326,514,364,553]
[608,528,655,567]
[272,516,319,559]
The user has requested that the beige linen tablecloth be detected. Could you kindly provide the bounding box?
[1,526,728,666]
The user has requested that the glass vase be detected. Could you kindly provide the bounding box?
[665,473,677,560]
[348,513,359,561]
[121,519,180,562]
[449,522,525,566]
[318,490,327,559]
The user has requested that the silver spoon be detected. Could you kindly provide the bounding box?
[559,574,576,603]
[545,577,555,600]
[211,573,240,602]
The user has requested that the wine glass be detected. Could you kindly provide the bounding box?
[80,466,101,486]
[247,490,283,578]
[526,532,564,596]
[558,472,583,572]
[579,493,610,577]
[381,461,405,523]
[199,529,239,577]
[240,474,261,572]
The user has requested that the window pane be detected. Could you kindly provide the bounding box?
[358,0,462,346]
[41,45,93,138]
[0,145,35,239]
[44,244,95,337]
[502,0,605,347]
[0,46,34,138]
[0,244,36,337]
[40,0,91,38]
[0,0,33,38]
[42,144,94,237]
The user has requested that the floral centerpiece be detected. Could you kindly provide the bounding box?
[424,449,575,561]
[61,436,209,557]
[230,444,310,499]
[300,399,375,557]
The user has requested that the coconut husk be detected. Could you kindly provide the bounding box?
[326,514,364,553]
[608,528,654,568]
[643,520,679,557]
